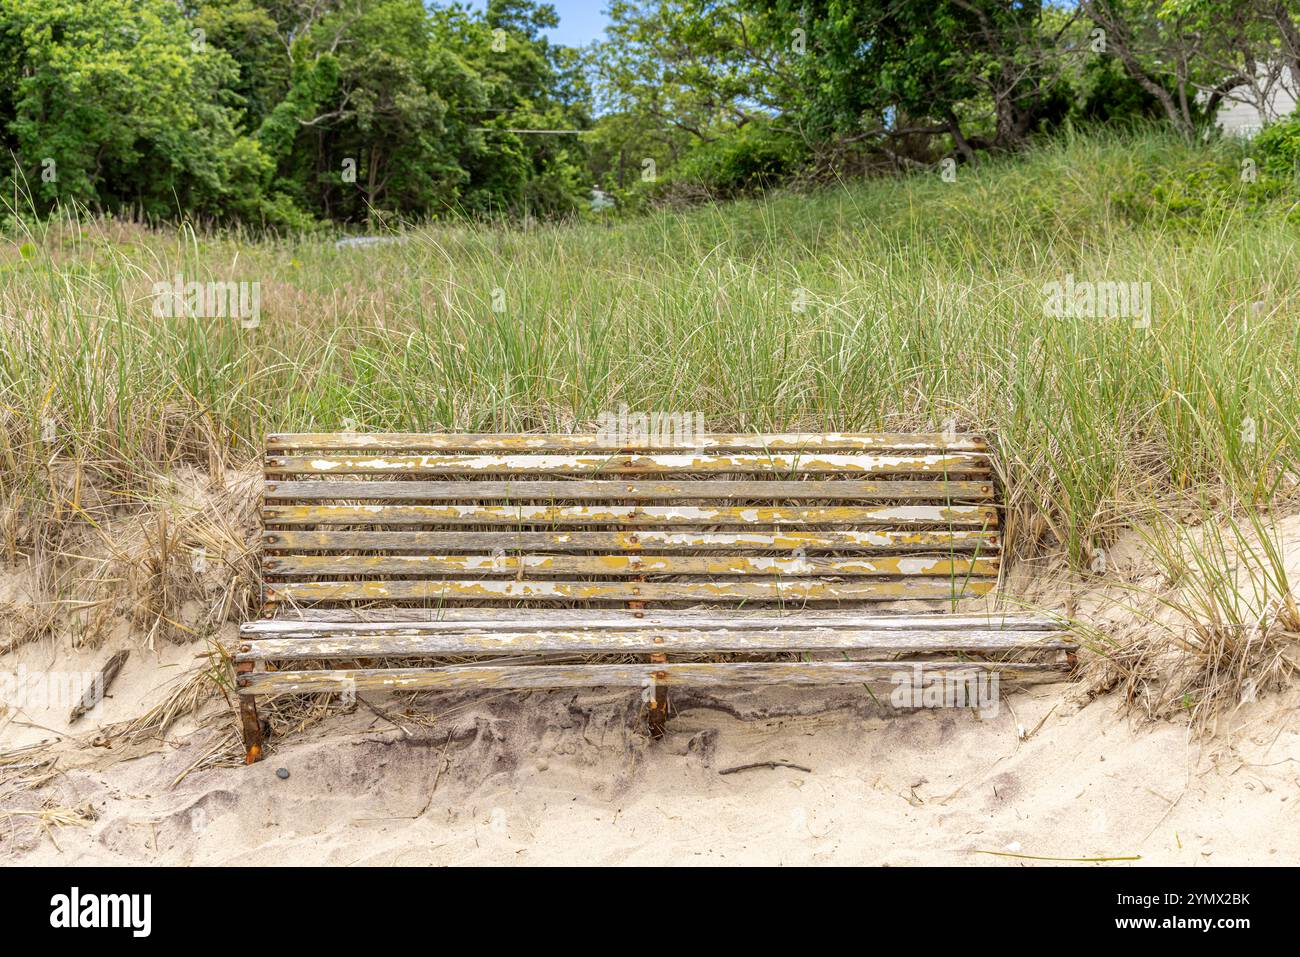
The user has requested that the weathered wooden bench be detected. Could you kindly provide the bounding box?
[235,432,1073,761]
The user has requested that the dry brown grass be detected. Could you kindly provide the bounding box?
[1084,506,1300,734]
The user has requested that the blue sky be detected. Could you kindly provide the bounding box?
[460,1,612,46]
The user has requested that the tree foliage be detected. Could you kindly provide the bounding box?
[2,0,591,226]
[3,0,1298,225]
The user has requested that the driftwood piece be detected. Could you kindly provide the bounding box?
[68,650,129,724]
[719,761,813,775]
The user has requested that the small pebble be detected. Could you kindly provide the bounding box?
[276,768,290,780]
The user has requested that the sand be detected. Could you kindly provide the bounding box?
[2,661,1297,865]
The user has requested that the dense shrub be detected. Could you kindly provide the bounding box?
[1253,114,1300,178]
[666,123,811,199]
[1114,127,1300,226]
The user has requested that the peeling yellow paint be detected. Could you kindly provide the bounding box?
[266,432,991,453]
[264,553,1000,577]
[266,451,991,475]
[262,503,999,527]
[269,578,997,603]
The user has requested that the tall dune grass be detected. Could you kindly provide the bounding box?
[2,129,1298,565]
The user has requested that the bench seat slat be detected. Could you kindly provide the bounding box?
[242,611,1063,631]
[263,529,1001,552]
[263,554,999,577]
[236,628,1072,660]
[267,433,991,453]
[237,660,1066,695]
[266,578,996,602]
[263,479,996,502]
[262,503,999,527]
[265,452,991,476]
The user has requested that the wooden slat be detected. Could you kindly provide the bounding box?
[263,529,1002,553]
[263,479,995,502]
[242,611,1063,632]
[237,659,1065,695]
[262,503,999,527]
[264,452,991,476]
[236,628,1072,660]
[254,433,1011,619]
[267,432,991,453]
[265,578,996,603]
[263,554,1000,578]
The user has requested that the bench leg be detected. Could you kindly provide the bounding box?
[235,661,265,763]
[628,588,668,738]
[647,656,668,739]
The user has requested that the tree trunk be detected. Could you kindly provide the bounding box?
[946,112,977,163]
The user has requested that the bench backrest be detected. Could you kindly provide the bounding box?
[261,432,1001,615]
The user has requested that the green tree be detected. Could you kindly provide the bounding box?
[1,0,272,220]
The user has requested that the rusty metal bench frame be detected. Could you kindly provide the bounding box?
[235,432,1072,761]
